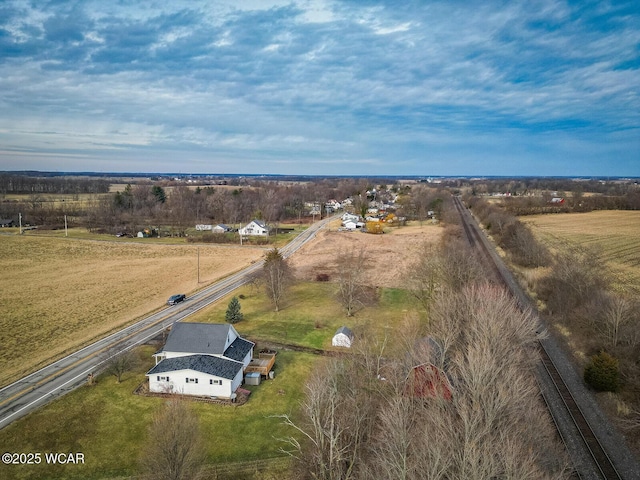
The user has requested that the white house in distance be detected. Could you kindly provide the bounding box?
[146,323,254,399]
[341,212,364,231]
[239,219,270,236]
[332,326,355,348]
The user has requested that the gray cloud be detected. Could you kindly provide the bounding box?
[0,0,638,175]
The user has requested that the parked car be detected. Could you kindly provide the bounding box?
[167,294,186,305]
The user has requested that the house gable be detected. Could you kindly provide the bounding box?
[239,219,269,236]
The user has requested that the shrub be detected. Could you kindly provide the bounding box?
[584,351,620,392]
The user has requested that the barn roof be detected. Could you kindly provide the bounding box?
[334,326,354,339]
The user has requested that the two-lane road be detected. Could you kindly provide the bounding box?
[0,215,336,430]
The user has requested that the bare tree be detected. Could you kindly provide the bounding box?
[103,346,137,383]
[275,358,377,480]
[429,285,567,479]
[404,242,442,314]
[336,247,367,317]
[262,248,292,312]
[439,236,484,291]
[139,398,205,480]
[538,244,609,319]
[599,295,633,347]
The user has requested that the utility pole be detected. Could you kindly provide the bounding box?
[19,213,22,234]
[197,247,200,284]
[64,215,68,237]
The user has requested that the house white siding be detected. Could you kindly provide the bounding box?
[239,220,269,236]
[148,368,243,399]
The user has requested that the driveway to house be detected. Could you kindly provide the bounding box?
[0,215,336,430]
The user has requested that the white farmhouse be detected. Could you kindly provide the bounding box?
[239,219,270,236]
[146,323,254,399]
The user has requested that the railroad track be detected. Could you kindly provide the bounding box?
[452,196,624,480]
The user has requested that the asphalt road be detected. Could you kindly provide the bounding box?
[0,215,335,430]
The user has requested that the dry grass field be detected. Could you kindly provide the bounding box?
[289,220,443,288]
[0,235,265,387]
[520,211,640,294]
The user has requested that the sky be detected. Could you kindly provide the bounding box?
[0,0,638,177]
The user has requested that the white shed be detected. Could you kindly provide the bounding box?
[332,326,354,348]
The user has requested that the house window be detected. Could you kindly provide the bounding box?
[210,379,222,385]
[157,376,169,382]
[186,378,198,384]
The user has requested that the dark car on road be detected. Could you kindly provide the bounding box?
[167,294,186,305]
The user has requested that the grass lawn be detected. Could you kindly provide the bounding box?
[0,346,319,480]
[187,281,421,350]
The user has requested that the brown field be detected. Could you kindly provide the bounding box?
[289,220,442,288]
[520,210,640,294]
[0,236,265,387]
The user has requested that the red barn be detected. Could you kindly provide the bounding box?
[404,362,453,400]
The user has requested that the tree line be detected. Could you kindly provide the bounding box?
[0,175,449,235]
[0,173,110,195]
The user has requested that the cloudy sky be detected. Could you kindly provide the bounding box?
[0,0,638,176]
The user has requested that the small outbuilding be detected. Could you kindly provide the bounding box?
[332,326,354,348]
[212,224,232,233]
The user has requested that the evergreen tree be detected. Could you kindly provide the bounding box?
[584,351,620,392]
[151,185,166,203]
[225,296,243,324]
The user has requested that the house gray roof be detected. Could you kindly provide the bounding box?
[162,323,231,355]
[224,337,254,362]
[251,219,266,227]
[160,322,255,362]
[147,354,243,380]
[335,326,354,339]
